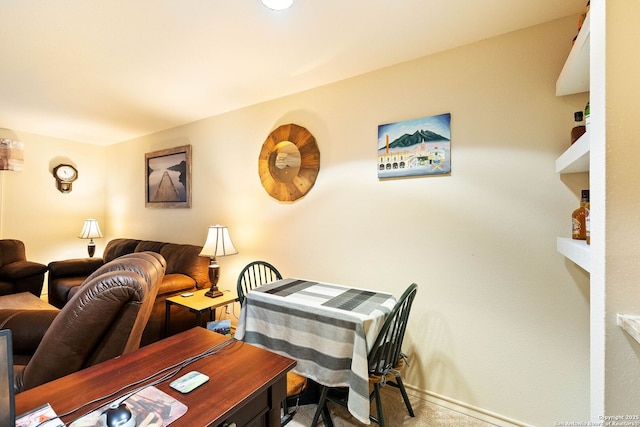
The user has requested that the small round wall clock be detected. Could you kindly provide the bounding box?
[53,163,78,193]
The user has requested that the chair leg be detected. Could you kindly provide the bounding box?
[395,376,415,417]
[372,383,385,427]
[281,393,293,425]
[281,413,292,425]
[311,385,333,427]
[322,402,334,427]
[281,397,293,426]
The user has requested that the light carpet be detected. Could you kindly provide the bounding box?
[285,386,497,427]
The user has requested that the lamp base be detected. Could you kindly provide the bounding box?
[204,288,224,298]
[205,260,223,298]
[87,242,96,258]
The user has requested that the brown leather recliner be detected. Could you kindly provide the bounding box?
[0,251,165,392]
[0,239,48,297]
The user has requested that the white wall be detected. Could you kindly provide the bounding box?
[602,0,640,415]
[0,15,593,426]
[0,131,107,264]
[103,16,589,425]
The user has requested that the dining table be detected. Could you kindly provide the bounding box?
[234,277,397,424]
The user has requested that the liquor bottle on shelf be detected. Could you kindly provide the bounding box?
[585,198,591,245]
[572,190,589,240]
[585,102,590,132]
[571,111,586,144]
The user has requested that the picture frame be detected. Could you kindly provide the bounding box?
[377,113,451,179]
[145,144,192,208]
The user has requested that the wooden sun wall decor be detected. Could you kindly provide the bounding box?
[258,123,320,202]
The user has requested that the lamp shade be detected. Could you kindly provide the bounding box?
[199,225,238,258]
[78,219,103,239]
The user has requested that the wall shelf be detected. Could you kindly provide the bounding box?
[557,237,590,272]
[617,314,640,345]
[556,12,590,96]
[556,132,590,173]
[556,11,590,271]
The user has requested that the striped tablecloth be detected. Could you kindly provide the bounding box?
[234,278,396,424]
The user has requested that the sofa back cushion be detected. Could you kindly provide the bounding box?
[103,238,209,288]
[103,239,141,263]
[134,241,165,254]
[0,240,26,267]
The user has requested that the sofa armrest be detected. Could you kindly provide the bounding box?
[158,244,210,289]
[0,261,47,281]
[0,309,59,354]
[48,258,104,278]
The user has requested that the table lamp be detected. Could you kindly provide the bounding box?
[199,225,238,298]
[78,219,103,257]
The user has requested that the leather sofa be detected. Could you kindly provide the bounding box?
[47,238,210,345]
[0,239,48,297]
[0,251,165,392]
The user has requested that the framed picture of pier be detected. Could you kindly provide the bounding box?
[145,144,192,208]
[377,112,451,179]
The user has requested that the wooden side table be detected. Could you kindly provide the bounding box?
[164,288,238,337]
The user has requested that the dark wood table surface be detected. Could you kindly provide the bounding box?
[16,327,296,426]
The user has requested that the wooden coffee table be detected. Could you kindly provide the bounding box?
[0,292,58,311]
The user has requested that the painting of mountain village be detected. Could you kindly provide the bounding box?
[377,113,451,178]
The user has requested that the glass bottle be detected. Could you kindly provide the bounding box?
[571,111,586,144]
[585,102,590,132]
[572,190,589,240]
[585,198,590,245]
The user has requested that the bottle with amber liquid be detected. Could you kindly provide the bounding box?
[585,198,590,245]
[572,190,589,240]
[584,102,590,132]
[571,111,586,144]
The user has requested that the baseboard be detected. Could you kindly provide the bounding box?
[405,384,534,427]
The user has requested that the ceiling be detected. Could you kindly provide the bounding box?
[0,0,585,145]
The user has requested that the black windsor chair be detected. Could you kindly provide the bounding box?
[236,261,307,425]
[310,283,418,427]
[236,260,282,305]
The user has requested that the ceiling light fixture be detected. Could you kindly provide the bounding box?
[261,0,294,11]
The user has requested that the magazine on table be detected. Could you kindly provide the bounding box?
[15,403,64,427]
[207,318,231,336]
